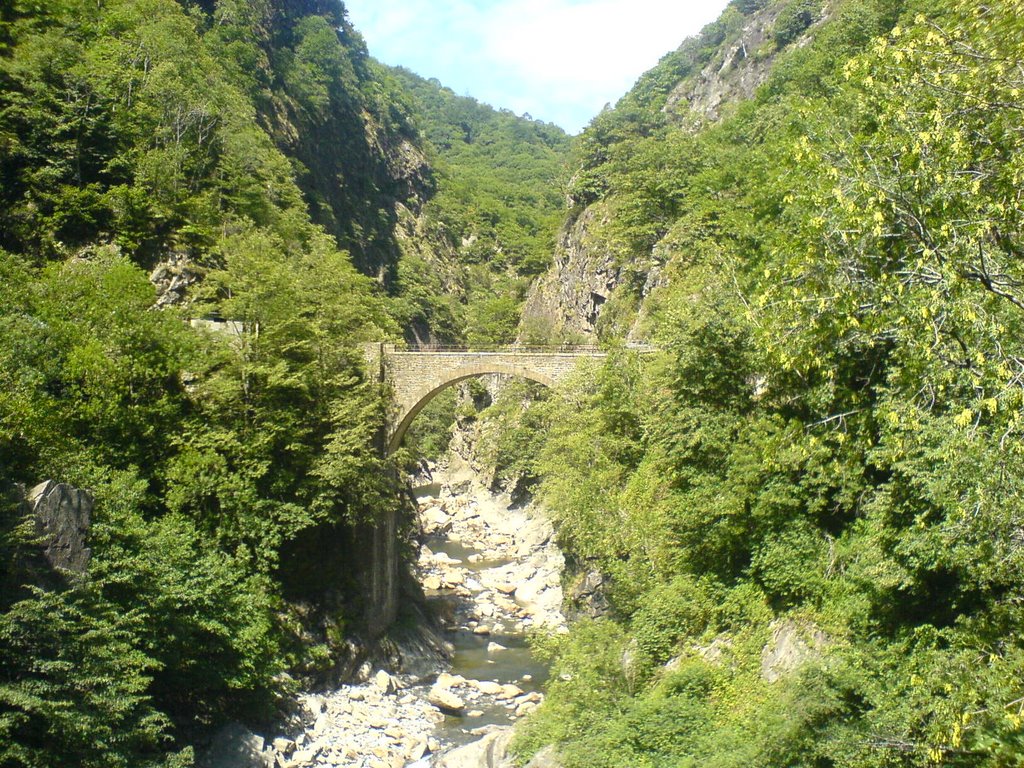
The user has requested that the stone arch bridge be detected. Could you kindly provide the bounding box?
[362,343,609,454]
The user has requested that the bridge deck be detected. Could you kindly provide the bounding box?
[386,344,607,354]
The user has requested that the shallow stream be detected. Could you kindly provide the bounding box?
[412,481,561,751]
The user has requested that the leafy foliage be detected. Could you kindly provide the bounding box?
[0,0,420,763]
[513,1,1024,766]
[390,68,571,347]
[393,68,570,279]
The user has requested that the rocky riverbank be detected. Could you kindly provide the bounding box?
[203,469,564,768]
[416,467,567,637]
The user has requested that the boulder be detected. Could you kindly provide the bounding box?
[311,712,328,737]
[761,620,829,683]
[436,672,465,688]
[515,700,539,718]
[406,737,429,761]
[271,738,294,756]
[442,569,465,587]
[499,683,523,700]
[198,723,273,768]
[428,686,465,714]
[422,574,443,591]
[374,669,396,694]
[472,680,503,696]
[436,727,514,768]
[27,480,92,574]
[422,506,450,533]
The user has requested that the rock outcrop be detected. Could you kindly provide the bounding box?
[519,2,832,347]
[519,203,619,342]
[25,480,92,575]
[760,619,830,683]
[664,2,821,126]
[150,251,201,308]
[567,570,611,620]
[198,723,274,768]
[436,727,515,768]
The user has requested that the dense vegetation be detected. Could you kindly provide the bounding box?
[389,71,570,459]
[0,0,420,764]
[0,0,574,759]
[487,0,1024,765]
[4,0,1023,765]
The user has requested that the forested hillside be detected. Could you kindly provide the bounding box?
[5,0,1024,764]
[493,0,1024,765]
[0,0,566,764]
[390,68,570,347]
[382,71,571,460]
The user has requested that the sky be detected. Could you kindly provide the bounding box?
[342,0,732,135]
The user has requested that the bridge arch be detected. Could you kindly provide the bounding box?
[388,364,556,454]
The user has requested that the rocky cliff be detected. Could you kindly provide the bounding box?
[664,1,828,125]
[519,204,619,342]
[520,0,833,341]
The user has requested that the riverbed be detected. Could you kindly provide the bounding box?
[414,468,566,750]
[272,469,565,768]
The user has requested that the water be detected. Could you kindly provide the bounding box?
[428,630,549,743]
[423,536,508,573]
[414,482,444,500]
[418,507,552,748]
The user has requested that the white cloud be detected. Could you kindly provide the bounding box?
[343,0,730,133]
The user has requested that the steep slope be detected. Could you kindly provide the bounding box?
[0,1,577,763]
[503,0,1024,765]
[0,0,444,763]
[521,0,873,341]
[207,0,433,282]
[390,68,572,346]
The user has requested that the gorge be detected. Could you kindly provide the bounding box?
[3,1,1024,767]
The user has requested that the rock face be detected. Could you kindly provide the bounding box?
[664,2,809,126]
[761,620,830,683]
[519,204,620,342]
[519,4,831,348]
[26,480,92,574]
[567,570,610,620]
[150,252,201,308]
